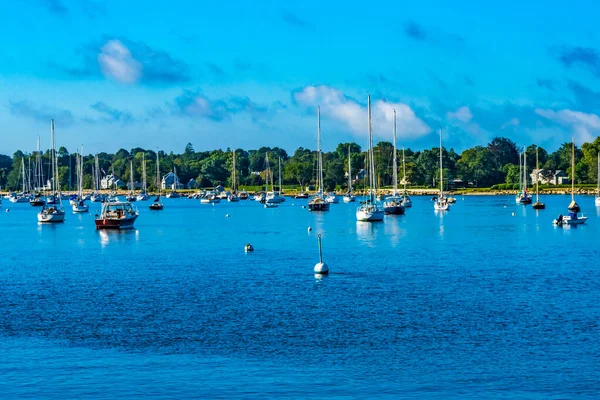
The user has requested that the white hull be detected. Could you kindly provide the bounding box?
[72,204,89,213]
[402,199,412,207]
[137,194,150,201]
[595,197,600,207]
[434,202,450,211]
[38,210,65,223]
[265,196,284,204]
[343,194,356,203]
[325,195,339,204]
[10,197,29,203]
[200,198,221,204]
[356,209,384,221]
[227,196,240,202]
[555,216,588,225]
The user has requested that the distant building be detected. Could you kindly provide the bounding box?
[101,174,127,189]
[530,169,570,185]
[215,184,225,193]
[355,169,368,181]
[186,178,199,189]
[161,172,183,190]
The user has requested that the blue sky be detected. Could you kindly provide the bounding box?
[1,0,600,154]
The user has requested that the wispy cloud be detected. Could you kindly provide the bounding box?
[281,12,313,30]
[206,63,227,77]
[553,46,600,78]
[292,85,430,140]
[403,20,465,47]
[37,0,68,16]
[447,106,473,123]
[90,102,134,123]
[171,90,280,122]
[51,37,191,85]
[536,78,557,91]
[567,80,600,113]
[9,100,74,125]
[535,108,600,143]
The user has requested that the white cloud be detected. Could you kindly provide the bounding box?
[293,85,430,140]
[500,117,520,129]
[535,108,600,143]
[447,106,473,123]
[97,40,142,84]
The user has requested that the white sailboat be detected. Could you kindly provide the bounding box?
[356,95,384,222]
[309,106,330,211]
[383,110,406,215]
[137,153,150,201]
[596,152,600,207]
[38,119,65,223]
[126,160,137,202]
[343,145,356,203]
[72,146,89,213]
[10,159,30,203]
[165,167,181,198]
[30,137,46,206]
[228,149,240,202]
[516,150,532,204]
[433,128,450,211]
[90,155,103,202]
[265,157,285,204]
[555,138,587,225]
[150,152,164,210]
[400,147,412,207]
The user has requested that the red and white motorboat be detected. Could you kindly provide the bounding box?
[95,202,139,230]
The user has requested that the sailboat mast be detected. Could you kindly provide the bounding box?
[232,149,237,192]
[597,151,599,193]
[402,147,407,193]
[536,148,539,201]
[392,110,398,196]
[439,128,443,196]
[317,106,323,194]
[130,160,134,192]
[51,119,56,193]
[368,95,375,202]
[279,157,282,193]
[523,151,527,191]
[348,145,352,193]
[21,159,26,193]
[571,138,575,201]
[156,152,161,194]
[142,153,147,192]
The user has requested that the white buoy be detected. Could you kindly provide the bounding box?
[225,214,230,218]
[511,212,516,216]
[308,226,312,232]
[314,234,329,274]
[244,243,254,253]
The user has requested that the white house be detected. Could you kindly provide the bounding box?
[161,172,183,190]
[101,174,127,189]
[530,169,570,185]
[186,178,199,189]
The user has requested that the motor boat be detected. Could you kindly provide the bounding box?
[356,200,384,221]
[325,193,339,204]
[308,194,330,211]
[342,193,356,203]
[95,201,138,230]
[72,199,89,213]
[554,212,587,226]
[383,196,405,215]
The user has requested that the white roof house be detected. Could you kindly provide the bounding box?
[161,172,184,190]
[101,174,127,189]
[530,169,570,185]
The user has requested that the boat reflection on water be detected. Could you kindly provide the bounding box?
[98,228,139,248]
[383,216,405,247]
[356,221,381,247]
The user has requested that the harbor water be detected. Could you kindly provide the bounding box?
[1,195,599,398]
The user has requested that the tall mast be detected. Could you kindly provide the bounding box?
[51,119,57,193]
[597,151,599,193]
[571,138,575,201]
[142,153,147,192]
[156,151,161,195]
[347,145,352,193]
[519,150,522,191]
[439,128,443,196]
[523,151,527,192]
[36,136,42,191]
[535,147,539,201]
[392,110,398,196]
[402,147,407,194]
[130,160,134,192]
[317,106,323,195]
[232,149,237,192]
[21,159,26,193]
[279,157,282,193]
[368,95,375,202]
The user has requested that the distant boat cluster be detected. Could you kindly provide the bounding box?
[4,103,598,230]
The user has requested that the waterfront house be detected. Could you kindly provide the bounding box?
[161,172,183,190]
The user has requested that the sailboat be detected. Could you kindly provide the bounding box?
[595,152,600,207]
[165,167,181,198]
[266,157,285,204]
[555,138,587,225]
[343,145,356,203]
[516,151,532,204]
[30,137,45,206]
[308,106,330,211]
[149,152,164,210]
[38,119,65,223]
[399,147,412,207]
[72,147,89,213]
[383,110,406,215]
[263,153,279,207]
[90,155,104,202]
[433,128,450,211]
[228,149,240,202]
[10,159,30,203]
[532,148,545,210]
[356,95,384,221]
[137,153,150,201]
[126,160,137,202]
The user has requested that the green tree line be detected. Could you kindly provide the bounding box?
[2,137,600,191]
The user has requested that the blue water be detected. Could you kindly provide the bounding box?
[1,195,599,399]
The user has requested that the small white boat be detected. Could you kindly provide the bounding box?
[38,120,65,223]
[325,192,339,204]
[228,194,240,202]
[200,194,221,204]
[434,196,450,211]
[516,151,532,204]
[356,201,384,221]
[264,202,279,208]
[383,111,405,216]
[343,193,356,203]
[72,200,89,213]
[554,212,588,226]
[137,192,150,201]
[38,205,66,223]
[433,128,450,212]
